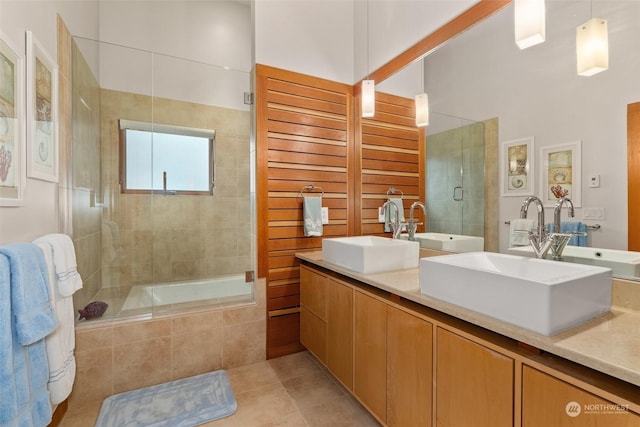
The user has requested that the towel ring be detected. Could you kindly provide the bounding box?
[299,185,324,198]
[386,187,404,198]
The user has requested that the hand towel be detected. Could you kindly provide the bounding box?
[561,221,588,247]
[0,243,58,346]
[303,196,323,237]
[384,198,405,232]
[0,245,57,427]
[33,234,82,297]
[35,241,78,405]
[509,219,535,246]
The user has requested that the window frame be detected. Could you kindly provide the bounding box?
[118,119,215,196]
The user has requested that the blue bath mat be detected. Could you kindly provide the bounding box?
[95,370,237,427]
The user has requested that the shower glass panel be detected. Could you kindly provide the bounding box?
[71,37,253,321]
[426,113,485,237]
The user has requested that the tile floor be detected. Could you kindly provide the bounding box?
[60,351,380,426]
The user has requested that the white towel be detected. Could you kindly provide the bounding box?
[303,196,323,237]
[509,219,535,246]
[33,234,82,297]
[34,238,81,405]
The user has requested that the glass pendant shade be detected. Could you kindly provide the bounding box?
[362,80,375,118]
[576,18,609,76]
[514,0,545,49]
[415,93,429,127]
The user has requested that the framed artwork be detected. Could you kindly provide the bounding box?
[540,141,582,207]
[0,32,26,206]
[501,137,534,197]
[26,30,58,183]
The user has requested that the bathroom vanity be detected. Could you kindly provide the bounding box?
[297,250,640,427]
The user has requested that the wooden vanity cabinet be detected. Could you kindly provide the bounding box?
[436,328,514,427]
[354,290,388,422]
[387,305,433,426]
[326,277,353,390]
[299,265,327,364]
[522,366,640,427]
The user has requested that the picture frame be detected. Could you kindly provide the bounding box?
[540,141,582,207]
[0,32,26,206]
[500,136,534,197]
[26,30,58,183]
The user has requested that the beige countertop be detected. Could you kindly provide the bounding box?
[296,250,640,387]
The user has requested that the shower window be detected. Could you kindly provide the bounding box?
[119,119,215,195]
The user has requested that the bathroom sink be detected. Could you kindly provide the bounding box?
[410,232,484,252]
[419,252,612,335]
[322,236,420,274]
[508,245,640,278]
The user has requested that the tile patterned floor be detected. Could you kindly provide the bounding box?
[60,351,380,426]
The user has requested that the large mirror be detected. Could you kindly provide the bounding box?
[375,0,640,279]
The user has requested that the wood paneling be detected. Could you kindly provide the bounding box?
[257,65,354,358]
[357,91,425,236]
[629,102,640,251]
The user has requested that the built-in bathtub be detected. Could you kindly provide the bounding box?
[120,274,254,314]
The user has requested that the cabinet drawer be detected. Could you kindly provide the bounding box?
[300,306,327,365]
[300,265,327,320]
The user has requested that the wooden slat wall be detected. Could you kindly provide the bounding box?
[256,65,354,358]
[357,91,426,236]
[628,102,640,251]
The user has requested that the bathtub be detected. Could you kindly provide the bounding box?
[120,274,253,312]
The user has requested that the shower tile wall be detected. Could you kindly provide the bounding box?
[69,277,267,406]
[100,90,251,290]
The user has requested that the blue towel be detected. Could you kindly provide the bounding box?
[562,221,588,247]
[303,196,323,237]
[0,244,58,427]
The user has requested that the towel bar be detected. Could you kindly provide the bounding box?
[504,220,601,230]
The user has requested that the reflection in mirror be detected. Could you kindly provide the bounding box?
[426,113,485,238]
[71,37,253,320]
[414,1,640,279]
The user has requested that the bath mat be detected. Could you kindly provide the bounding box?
[95,370,237,427]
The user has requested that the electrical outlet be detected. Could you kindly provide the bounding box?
[583,207,605,220]
[588,174,600,188]
[321,207,329,224]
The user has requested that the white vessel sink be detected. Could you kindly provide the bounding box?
[411,232,484,252]
[322,236,420,274]
[508,245,640,278]
[419,252,612,335]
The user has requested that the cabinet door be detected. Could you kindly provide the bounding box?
[354,291,387,424]
[436,328,514,427]
[387,306,433,427]
[523,366,640,427]
[327,278,353,390]
[300,265,327,320]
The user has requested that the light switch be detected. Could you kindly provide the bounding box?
[378,207,386,223]
[583,207,605,220]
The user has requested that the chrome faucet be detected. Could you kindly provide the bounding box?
[519,196,553,258]
[548,197,576,260]
[382,200,404,239]
[408,201,426,241]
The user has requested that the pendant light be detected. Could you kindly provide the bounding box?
[415,59,428,127]
[576,12,608,76]
[362,0,375,118]
[514,0,545,49]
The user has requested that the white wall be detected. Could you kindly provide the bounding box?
[0,1,99,245]
[98,1,252,111]
[423,1,640,251]
[254,0,355,84]
[354,0,478,82]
